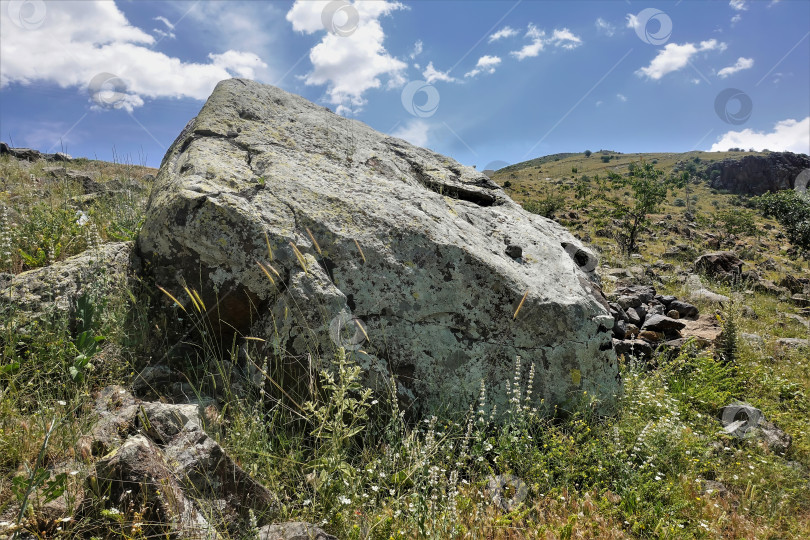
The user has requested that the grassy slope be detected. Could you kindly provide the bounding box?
[1,151,809,539]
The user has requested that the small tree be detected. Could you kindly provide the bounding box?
[608,162,670,255]
[584,150,592,157]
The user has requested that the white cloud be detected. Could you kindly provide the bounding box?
[595,100,604,107]
[718,57,754,78]
[410,40,423,59]
[464,55,501,78]
[286,0,406,114]
[0,1,267,112]
[511,25,545,60]
[626,13,642,31]
[636,39,725,80]
[550,28,582,49]
[691,78,702,85]
[710,117,810,153]
[154,16,174,30]
[729,0,748,11]
[423,62,456,83]
[731,14,742,25]
[595,17,616,37]
[391,119,432,147]
[510,23,582,60]
[617,93,627,102]
[489,26,519,42]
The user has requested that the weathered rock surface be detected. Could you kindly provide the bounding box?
[258,522,337,540]
[695,251,744,282]
[137,79,618,415]
[0,242,134,323]
[80,386,277,536]
[702,152,810,195]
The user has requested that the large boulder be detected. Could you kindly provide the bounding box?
[137,79,618,417]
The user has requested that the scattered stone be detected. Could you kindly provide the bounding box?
[790,294,810,308]
[642,314,686,333]
[613,339,653,360]
[668,300,699,319]
[80,386,277,536]
[682,315,722,345]
[775,338,810,349]
[639,330,666,343]
[667,309,680,319]
[695,251,744,282]
[626,307,642,327]
[690,288,731,304]
[1,242,135,324]
[258,522,337,540]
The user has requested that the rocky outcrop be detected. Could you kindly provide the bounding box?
[0,141,72,162]
[703,152,810,195]
[694,251,744,282]
[137,79,618,417]
[0,242,134,324]
[79,386,278,537]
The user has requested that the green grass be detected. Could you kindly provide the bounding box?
[1,151,809,538]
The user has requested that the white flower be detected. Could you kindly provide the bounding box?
[302,499,311,506]
[338,496,351,505]
[371,485,379,492]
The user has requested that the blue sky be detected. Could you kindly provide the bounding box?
[1,0,808,169]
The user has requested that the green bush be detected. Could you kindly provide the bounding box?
[753,190,810,254]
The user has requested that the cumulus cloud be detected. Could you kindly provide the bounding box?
[636,40,726,80]
[391,119,432,147]
[286,0,406,114]
[0,1,267,112]
[595,17,616,37]
[464,55,501,78]
[718,57,754,78]
[730,0,748,11]
[489,26,519,42]
[510,23,582,60]
[710,117,810,154]
[423,62,456,84]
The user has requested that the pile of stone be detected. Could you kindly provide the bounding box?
[608,285,720,359]
[72,386,334,539]
[0,141,72,162]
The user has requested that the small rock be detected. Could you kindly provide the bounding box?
[667,309,680,319]
[259,522,337,540]
[505,244,522,259]
[642,314,686,332]
[668,300,699,319]
[694,251,744,282]
[613,338,653,359]
[639,330,666,343]
[626,307,642,327]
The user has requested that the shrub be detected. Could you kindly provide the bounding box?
[753,190,810,254]
[600,155,611,163]
[673,198,686,207]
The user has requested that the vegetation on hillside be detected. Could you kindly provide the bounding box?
[1,151,809,538]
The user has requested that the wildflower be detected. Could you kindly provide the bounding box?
[338,496,351,505]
